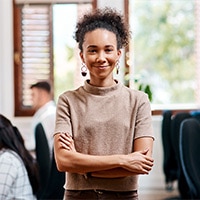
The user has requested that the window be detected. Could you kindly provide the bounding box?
[14,4,53,116]
[52,3,93,102]
[13,0,95,116]
[128,0,200,112]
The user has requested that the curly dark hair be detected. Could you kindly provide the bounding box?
[74,7,130,51]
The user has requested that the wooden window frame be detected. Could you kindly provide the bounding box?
[13,0,96,116]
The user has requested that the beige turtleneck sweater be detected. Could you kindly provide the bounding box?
[54,80,153,191]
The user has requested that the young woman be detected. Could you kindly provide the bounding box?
[54,8,154,200]
[0,114,39,199]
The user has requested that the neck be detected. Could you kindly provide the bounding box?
[89,79,116,87]
[36,99,51,111]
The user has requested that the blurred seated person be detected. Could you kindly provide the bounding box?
[0,114,39,199]
[25,81,56,157]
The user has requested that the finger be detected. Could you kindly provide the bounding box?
[60,134,72,143]
[65,132,73,139]
[59,136,72,147]
[143,163,153,171]
[137,166,150,175]
[142,160,154,172]
[145,158,154,165]
[142,159,154,170]
[60,139,74,151]
[60,142,71,150]
[60,132,72,139]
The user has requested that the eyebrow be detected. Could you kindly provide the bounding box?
[87,45,114,49]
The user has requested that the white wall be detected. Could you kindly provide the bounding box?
[139,116,166,189]
[0,0,32,142]
[0,0,167,190]
[97,0,124,12]
[0,0,14,119]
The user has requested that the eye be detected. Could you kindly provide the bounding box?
[105,48,113,53]
[88,49,97,53]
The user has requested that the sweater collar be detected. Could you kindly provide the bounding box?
[83,79,121,96]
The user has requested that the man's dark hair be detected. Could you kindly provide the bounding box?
[30,81,51,93]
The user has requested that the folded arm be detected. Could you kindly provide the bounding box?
[54,133,154,178]
[91,136,154,178]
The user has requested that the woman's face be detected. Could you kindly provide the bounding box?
[80,28,121,86]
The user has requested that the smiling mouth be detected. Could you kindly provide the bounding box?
[95,65,108,69]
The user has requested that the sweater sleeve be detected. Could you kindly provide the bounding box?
[134,92,154,140]
[54,92,73,136]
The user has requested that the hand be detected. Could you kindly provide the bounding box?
[122,149,154,175]
[59,133,76,152]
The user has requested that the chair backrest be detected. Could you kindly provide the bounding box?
[179,118,200,199]
[161,110,178,189]
[35,122,51,199]
[42,149,65,200]
[171,112,191,161]
[170,112,191,196]
[190,110,200,121]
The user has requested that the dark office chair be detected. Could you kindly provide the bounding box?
[170,112,191,197]
[161,110,178,190]
[171,112,191,161]
[42,150,65,199]
[35,123,65,199]
[179,118,200,199]
[190,110,200,122]
[35,123,51,199]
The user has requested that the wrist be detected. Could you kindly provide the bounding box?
[118,154,126,168]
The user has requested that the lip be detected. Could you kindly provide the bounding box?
[94,65,108,69]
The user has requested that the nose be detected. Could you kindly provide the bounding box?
[96,51,106,63]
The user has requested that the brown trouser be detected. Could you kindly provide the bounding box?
[63,190,138,200]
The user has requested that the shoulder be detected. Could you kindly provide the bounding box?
[121,84,149,101]
[0,149,23,167]
[0,149,23,177]
[41,101,56,112]
[58,86,83,101]
[0,149,35,199]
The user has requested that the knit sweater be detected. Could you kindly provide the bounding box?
[54,80,154,191]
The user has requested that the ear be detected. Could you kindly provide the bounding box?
[117,49,122,58]
[79,51,84,63]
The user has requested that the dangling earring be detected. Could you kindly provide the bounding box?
[116,61,120,74]
[81,63,87,77]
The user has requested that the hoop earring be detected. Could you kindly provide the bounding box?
[81,63,87,77]
[116,61,120,74]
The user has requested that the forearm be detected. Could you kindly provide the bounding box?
[90,167,137,178]
[133,137,154,157]
[54,134,122,173]
[54,133,154,175]
[91,137,154,178]
[92,137,154,178]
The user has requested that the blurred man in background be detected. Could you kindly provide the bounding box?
[26,81,56,157]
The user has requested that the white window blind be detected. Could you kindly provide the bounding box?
[15,0,92,4]
[22,5,52,106]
